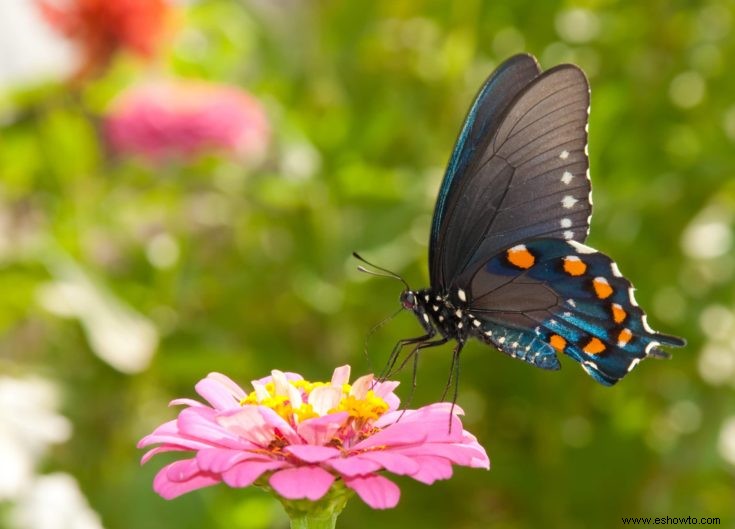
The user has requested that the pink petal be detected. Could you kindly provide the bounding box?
[252,372,303,385]
[153,461,220,499]
[166,459,200,482]
[206,373,247,400]
[355,451,420,475]
[395,442,489,468]
[222,460,287,488]
[345,475,400,509]
[371,380,401,411]
[351,422,427,450]
[169,398,206,408]
[268,466,336,501]
[350,375,374,399]
[328,456,382,477]
[296,412,349,445]
[197,448,271,473]
[308,386,342,416]
[215,406,299,446]
[285,445,340,463]
[406,456,453,485]
[141,445,187,464]
[177,408,248,448]
[195,377,240,411]
[330,365,351,386]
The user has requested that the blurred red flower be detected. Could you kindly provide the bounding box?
[104,80,271,163]
[37,0,172,80]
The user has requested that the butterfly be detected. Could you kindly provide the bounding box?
[378,53,685,386]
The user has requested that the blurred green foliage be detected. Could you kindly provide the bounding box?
[1,1,734,528]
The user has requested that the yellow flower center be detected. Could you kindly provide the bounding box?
[239,377,389,424]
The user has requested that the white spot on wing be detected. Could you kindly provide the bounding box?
[457,289,467,302]
[559,150,570,160]
[641,314,655,334]
[498,336,506,344]
[458,322,463,329]
[423,313,429,323]
[581,361,597,377]
[567,299,577,307]
[563,230,574,240]
[568,240,597,254]
[455,309,463,318]
[560,218,572,228]
[485,330,492,337]
[627,358,641,373]
[562,195,578,209]
[424,294,430,301]
[438,315,444,322]
[610,262,622,277]
[509,244,527,253]
[628,287,639,307]
[473,319,481,327]
[561,171,574,185]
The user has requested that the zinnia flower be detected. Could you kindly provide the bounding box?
[37,0,172,80]
[138,365,489,512]
[104,80,270,162]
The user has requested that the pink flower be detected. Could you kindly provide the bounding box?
[104,80,270,163]
[138,366,489,509]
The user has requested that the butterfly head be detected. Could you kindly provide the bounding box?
[400,290,418,310]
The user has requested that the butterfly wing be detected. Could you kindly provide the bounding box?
[430,53,541,263]
[466,238,686,385]
[430,61,592,292]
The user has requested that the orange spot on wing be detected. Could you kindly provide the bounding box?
[583,337,606,354]
[507,245,535,269]
[563,256,587,276]
[593,277,613,299]
[611,303,627,324]
[549,334,566,352]
[617,328,633,347]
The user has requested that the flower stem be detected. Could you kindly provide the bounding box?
[275,482,354,529]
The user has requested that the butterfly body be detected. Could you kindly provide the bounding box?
[392,53,685,385]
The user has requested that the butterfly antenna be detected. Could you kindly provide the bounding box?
[353,252,411,291]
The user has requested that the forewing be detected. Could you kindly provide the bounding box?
[432,64,592,291]
[430,54,541,282]
[467,239,686,385]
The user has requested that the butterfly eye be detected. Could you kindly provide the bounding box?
[400,291,416,310]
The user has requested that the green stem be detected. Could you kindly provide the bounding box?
[288,510,341,529]
[272,481,354,529]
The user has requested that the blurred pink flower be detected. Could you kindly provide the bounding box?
[104,80,270,162]
[138,365,489,509]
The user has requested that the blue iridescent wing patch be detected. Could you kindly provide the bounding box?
[465,238,685,385]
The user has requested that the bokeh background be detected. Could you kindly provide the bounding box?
[1,1,734,528]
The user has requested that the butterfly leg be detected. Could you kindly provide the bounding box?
[439,340,465,432]
[394,336,450,422]
[380,331,434,380]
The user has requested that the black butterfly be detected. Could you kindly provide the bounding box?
[371,53,685,387]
